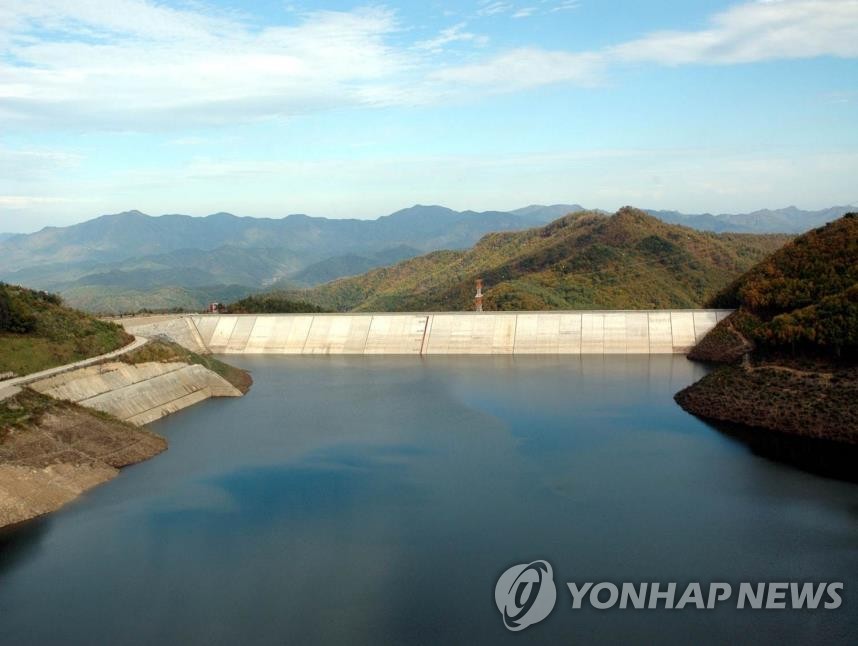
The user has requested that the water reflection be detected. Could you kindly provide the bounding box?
[704,419,858,483]
[0,515,50,575]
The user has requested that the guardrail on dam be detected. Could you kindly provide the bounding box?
[120,310,732,355]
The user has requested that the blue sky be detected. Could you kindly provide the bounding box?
[1,0,857,232]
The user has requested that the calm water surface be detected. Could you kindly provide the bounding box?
[1,355,856,645]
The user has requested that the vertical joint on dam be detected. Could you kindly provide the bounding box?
[475,279,483,312]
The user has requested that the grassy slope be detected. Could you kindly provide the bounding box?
[677,213,858,444]
[276,208,789,312]
[0,283,132,375]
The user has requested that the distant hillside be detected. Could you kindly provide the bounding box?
[0,205,553,277]
[58,283,257,316]
[283,245,421,288]
[509,204,586,221]
[273,208,790,312]
[0,283,132,375]
[676,213,858,448]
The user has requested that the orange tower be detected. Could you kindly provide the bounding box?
[475,279,483,312]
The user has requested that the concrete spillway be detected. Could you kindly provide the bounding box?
[121,310,731,355]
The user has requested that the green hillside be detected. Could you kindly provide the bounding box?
[0,283,132,375]
[275,207,790,312]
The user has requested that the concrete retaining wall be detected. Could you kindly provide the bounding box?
[30,361,242,426]
[122,310,731,355]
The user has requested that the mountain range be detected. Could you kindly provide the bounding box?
[0,203,848,313]
[276,208,791,312]
[0,204,580,312]
[646,205,855,234]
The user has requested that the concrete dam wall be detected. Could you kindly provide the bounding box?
[30,360,242,426]
[121,310,731,355]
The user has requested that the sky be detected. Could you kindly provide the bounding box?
[1,0,857,232]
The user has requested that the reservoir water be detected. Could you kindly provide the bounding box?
[1,355,856,644]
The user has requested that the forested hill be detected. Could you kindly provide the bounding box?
[692,213,858,361]
[273,207,791,312]
[676,213,858,448]
[0,283,131,375]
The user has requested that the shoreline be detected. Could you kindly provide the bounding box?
[0,339,251,529]
[675,362,857,447]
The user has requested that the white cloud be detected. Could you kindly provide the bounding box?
[610,0,858,65]
[475,1,541,18]
[473,0,576,18]
[477,2,515,16]
[430,48,603,90]
[550,1,581,12]
[0,0,237,44]
[435,0,858,93]
[414,23,488,52]
[512,7,538,18]
[1,1,857,131]
[0,2,409,129]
